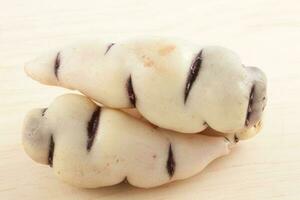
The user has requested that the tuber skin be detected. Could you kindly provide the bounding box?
[24,38,267,137]
[22,94,232,188]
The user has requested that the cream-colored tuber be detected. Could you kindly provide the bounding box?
[22,94,232,188]
[24,38,267,138]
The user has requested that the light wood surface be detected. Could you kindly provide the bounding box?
[1,0,300,199]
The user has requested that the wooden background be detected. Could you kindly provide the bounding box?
[1,0,300,199]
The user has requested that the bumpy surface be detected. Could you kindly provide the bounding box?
[25,38,267,135]
[22,94,231,188]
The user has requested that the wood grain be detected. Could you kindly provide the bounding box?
[0,0,300,199]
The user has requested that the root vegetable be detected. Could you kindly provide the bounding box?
[25,38,267,137]
[22,94,232,188]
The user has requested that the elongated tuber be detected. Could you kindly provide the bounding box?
[25,38,267,137]
[22,94,232,188]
